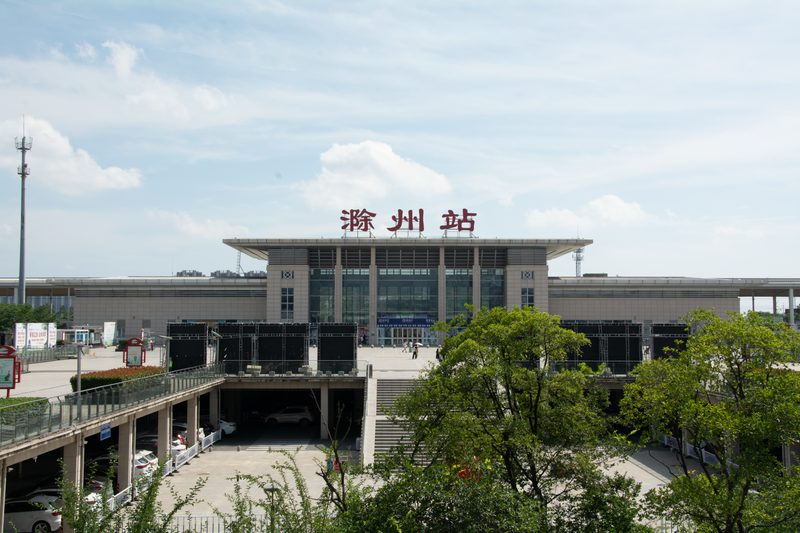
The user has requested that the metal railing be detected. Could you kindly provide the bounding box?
[120,514,272,533]
[0,364,224,448]
[17,345,81,367]
[553,360,641,375]
[222,359,367,378]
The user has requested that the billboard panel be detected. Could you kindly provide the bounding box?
[26,323,48,349]
[103,322,117,346]
[14,324,25,348]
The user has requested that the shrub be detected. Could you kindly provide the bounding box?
[0,397,48,424]
[70,366,166,392]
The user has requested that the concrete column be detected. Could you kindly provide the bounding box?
[208,387,220,429]
[472,246,480,317]
[368,247,377,345]
[752,291,755,312]
[187,395,198,448]
[438,246,446,346]
[62,435,84,533]
[320,381,330,440]
[790,289,796,329]
[335,247,343,322]
[118,416,135,491]
[0,459,7,532]
[157,404,172,464]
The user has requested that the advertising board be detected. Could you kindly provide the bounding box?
[103,322,116,346]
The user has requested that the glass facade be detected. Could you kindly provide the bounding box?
[446,269,473,321]
[342,269,370,325]
[309,269,335,324]
[480,269,505,310]
[377,268,438,346]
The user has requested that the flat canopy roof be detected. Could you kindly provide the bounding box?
[222,237,594,263]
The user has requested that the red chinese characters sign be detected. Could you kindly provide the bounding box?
[340,208,476,235]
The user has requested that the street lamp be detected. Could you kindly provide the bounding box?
[264,487,281,533]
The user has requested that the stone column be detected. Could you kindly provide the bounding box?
[369,247,377,345]
[62,435,84,533]
[118,416,135,491]
[335,247,343,322]
[472,246,480,316]
[187,394,198,448]
[0,459,7,531]
[320,381,330,440]
[438,246,446,346]
[158,404,172,464]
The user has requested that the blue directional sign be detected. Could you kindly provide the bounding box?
[100,422,111,441]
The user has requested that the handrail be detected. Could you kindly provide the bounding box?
[0,364,224,449]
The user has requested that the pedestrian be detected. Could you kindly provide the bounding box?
[401,341,407,353]
[435,348,440,362]
[413,345,418,360]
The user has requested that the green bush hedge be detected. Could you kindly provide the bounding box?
[70,366,166,392]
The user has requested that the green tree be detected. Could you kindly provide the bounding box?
[388,305,645,529]
[0,303,62,331]
[621,309,800,533]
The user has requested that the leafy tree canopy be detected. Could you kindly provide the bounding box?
[0,303,62,331]
[621,309,800,533]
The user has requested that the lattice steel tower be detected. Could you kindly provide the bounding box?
[573,247,584,277]
[15,126,32,305]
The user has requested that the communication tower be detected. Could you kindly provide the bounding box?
[15,121,32,305]
[573,247,584,278]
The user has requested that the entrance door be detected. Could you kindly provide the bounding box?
[393,328,424,345]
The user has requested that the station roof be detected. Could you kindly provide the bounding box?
[222,237,594,263]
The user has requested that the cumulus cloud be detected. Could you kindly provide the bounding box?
[148,209,249,240]
[102,40,141,79]
[302,141,451,208]
[193,84,228,111]
[0,117,142,194]
[75,42,97,61]
[527,195,648,230]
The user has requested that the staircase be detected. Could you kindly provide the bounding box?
[373,380,416,457]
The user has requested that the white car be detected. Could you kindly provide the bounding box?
[3,494,62,533]
[219,419,237,435]
[172,422,205,443]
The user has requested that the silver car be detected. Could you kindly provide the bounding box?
[263,405,317,428]
[3,494,62,533]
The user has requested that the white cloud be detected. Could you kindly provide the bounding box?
[102,40,141,79]
[148,209,249,240]
[301,141,451,208]
[527,195,648,230]
[0,117,142,194]
[1,223,11,235]
[193,84,228,111]
[713,226,763,238]
[75,42,97,61]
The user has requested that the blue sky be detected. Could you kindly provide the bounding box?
[0,1,798,309]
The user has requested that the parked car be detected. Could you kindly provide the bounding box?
[219,419,237,435]
[200,417,236,436]
[263,405,317,428]
[3,494,62,533]
[85,451,156,482]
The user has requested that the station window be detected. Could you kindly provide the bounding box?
[281,288,294,321]
[521,288,535,308]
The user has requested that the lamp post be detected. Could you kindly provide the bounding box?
[264,487,281,533]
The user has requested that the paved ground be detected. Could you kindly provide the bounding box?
[9,345,692,516]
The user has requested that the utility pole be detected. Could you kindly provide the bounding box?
[15,124,32,306]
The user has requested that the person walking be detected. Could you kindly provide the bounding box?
[401,341,407,353]
[412,345,418,360]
